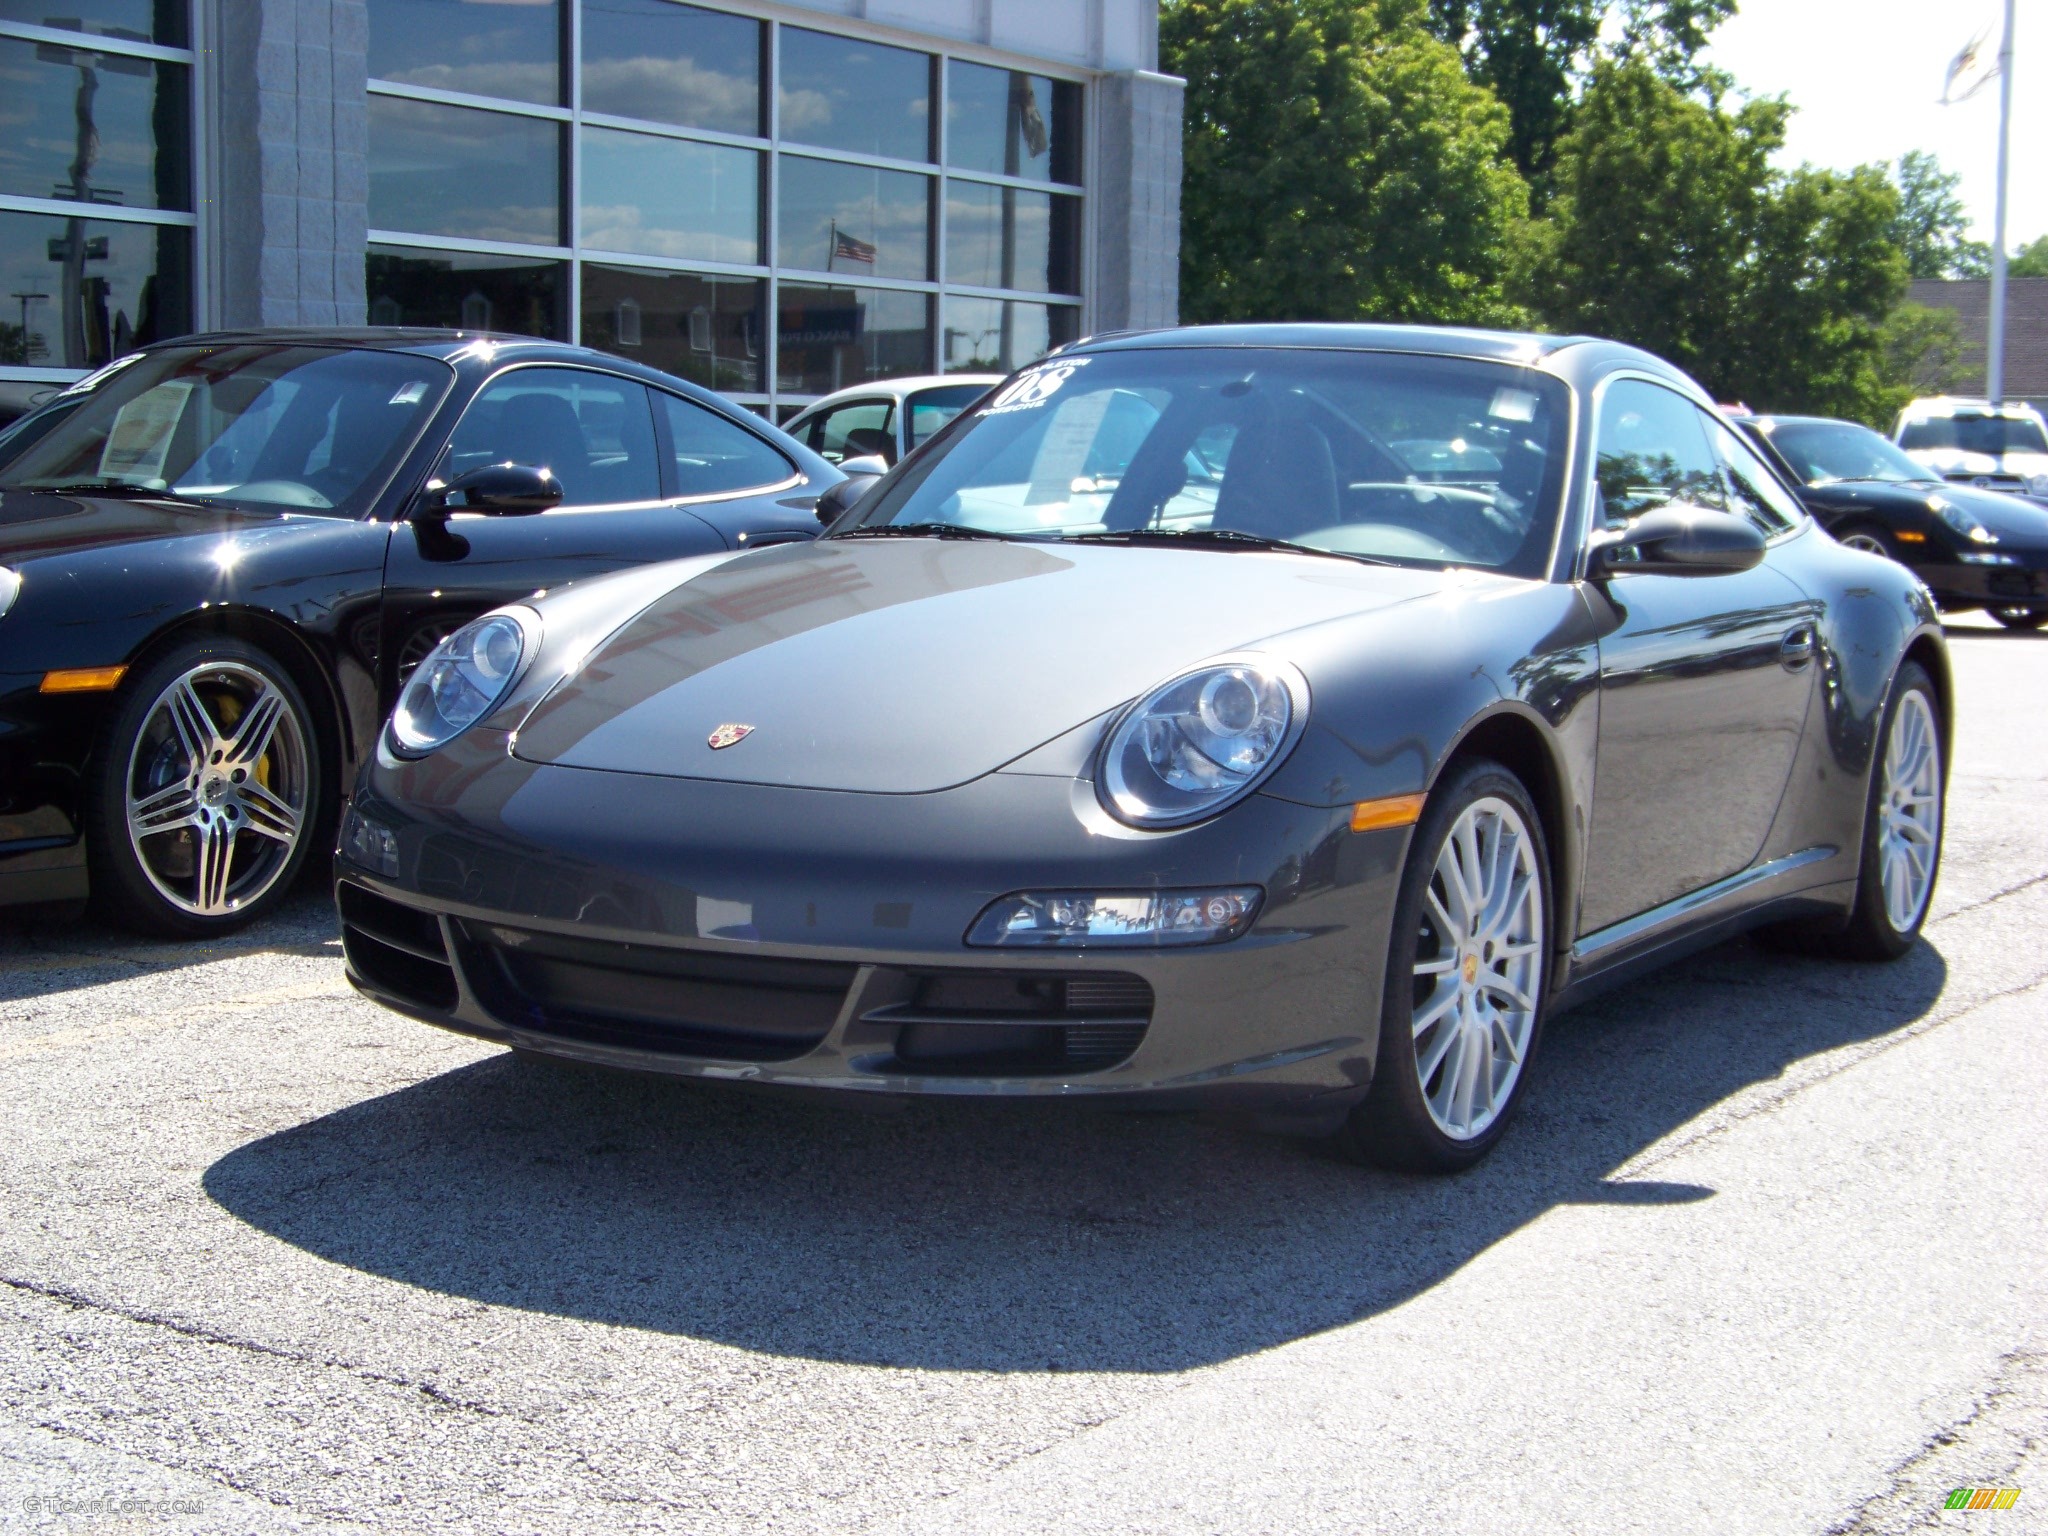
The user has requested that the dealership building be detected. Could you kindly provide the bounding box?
[0,0,1182,417]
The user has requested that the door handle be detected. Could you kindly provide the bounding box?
[1779,625,1816,671]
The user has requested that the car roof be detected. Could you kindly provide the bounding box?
[1896,395,2047,421]
[788,375,1004,414]
[1061,323,1604,365]
[1735,414,1872,429]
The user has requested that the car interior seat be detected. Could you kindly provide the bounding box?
[1212,417,1341,540]
[497,392,591,501]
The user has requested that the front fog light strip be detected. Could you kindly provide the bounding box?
[966,888,1262,948]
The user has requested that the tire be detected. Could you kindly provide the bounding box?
[1833,523,1900,562]
[1336,758,1552,1173]
[84,636,325,938]
[1826,661,1944,961]
[1989,607,2048,631]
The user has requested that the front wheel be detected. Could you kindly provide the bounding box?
[1834,524,1901,562]
[1337,758,1551,1173]
[1829,662,1944,960]
[84,637,324,937]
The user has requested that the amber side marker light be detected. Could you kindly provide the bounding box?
[40,665,127,694]
[1895,530,1927,543]
[1351,792,1427,833]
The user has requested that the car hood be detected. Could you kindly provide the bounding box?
[1905,447,2048,482]
[511,537,1455,793]
[1806,479,2048,543]
[0,485,300,567]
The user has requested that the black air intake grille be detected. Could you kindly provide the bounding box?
[456,922,857,1062]
[338,881,458,1012]
[868,970,1153,1077]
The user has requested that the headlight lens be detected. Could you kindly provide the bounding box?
[2028,473,2048,497]
[389,610,536,756]
[0,567,18,621]
[1097,658,1307,828]
[1932,500,1998,544]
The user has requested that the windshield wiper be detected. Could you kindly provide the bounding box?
[21,480,207,504]
[1061,526,1397,565]
[833,521,1023,541]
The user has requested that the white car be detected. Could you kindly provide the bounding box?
[784,375,1001,469]
[1893,396,2048,501]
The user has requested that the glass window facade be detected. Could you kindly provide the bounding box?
[366,3,1084,413]
[0,5,194,375]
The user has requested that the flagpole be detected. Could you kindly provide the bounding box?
[1989,0,2015,405]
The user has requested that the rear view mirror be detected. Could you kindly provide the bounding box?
[813,472,882,528]
[837,454,890,477]
[1592,504,1766,578]
[422,462,563,518]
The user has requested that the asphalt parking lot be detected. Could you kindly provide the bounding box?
[1,616,2043,1536]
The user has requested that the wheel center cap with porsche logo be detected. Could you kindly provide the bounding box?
[707,723,755,750]
[1461,952,1480,986]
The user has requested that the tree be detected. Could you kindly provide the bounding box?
[1878,302,1964,412]
[1890,152,1990,279]
[2009,237,2048,278]
[1426,0,1603,185]
[1424,0,1733,194]
[1164,0,1531,326]
[1518,59,1909,423]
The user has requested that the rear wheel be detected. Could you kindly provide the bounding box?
[1829,662,1944,960]
[1337,759,1550,1173]
[1989,607,2048,631]
[84,637,323,937]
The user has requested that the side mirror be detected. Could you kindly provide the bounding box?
[813,472,882,528]
[421,462,563,518]
[836,453,890,477]
[1591,504,1766,578]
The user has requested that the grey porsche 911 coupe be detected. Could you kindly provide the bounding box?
[336,324,1949,1171]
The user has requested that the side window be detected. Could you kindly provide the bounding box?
[1711,416,1805,535]
[656,392,797,497]
[806,399,895,464]
[1594,379,1728,527]
[446,368,660,508]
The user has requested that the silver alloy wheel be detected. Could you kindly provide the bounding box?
[1410,795,1545,1141]
[1877,688,1941,934]
[124,661,311,917]
[1839,532,1891,558]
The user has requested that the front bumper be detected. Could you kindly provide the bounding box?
[0,673,103,907]
[1911,553,2048,608]
[338,731,1409,1122]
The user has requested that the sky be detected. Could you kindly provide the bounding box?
[1702,0,2043,252]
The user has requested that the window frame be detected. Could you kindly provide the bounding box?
[438,361,669,513]
[649,383,801,501]
[363,1,1088,418]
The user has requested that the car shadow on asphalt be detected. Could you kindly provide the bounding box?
[203,935,1947,1375]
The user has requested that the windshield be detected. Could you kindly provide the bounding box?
[847,349,1572,576]
[1764,420,1934,485]
[2,344,453,514]
[1898,414,2048,456]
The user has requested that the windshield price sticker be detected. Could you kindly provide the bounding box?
[981,358,1090,416]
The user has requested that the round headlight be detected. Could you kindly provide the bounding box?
[1097,657,1308,828]
[389,609,537,756]
[1932,500,1998,544]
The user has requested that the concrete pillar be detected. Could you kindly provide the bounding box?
[1090,69,1183,333]
[211,0,369,327]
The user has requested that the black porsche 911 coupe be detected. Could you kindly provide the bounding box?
[1730,412,2048,630]
[338,324,1948,1171]
[0,330,849,934]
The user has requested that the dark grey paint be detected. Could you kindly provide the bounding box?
[338,325,1948,1122]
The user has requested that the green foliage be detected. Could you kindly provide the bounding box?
[1426,1,1602,186]
[1877,302,1965,417]
[2009,238,2048,278]
[1517,60,1910,423]
[1890,152,1990,279]
[1163,0,1531,326]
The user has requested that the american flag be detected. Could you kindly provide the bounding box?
[832,228,877,266]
